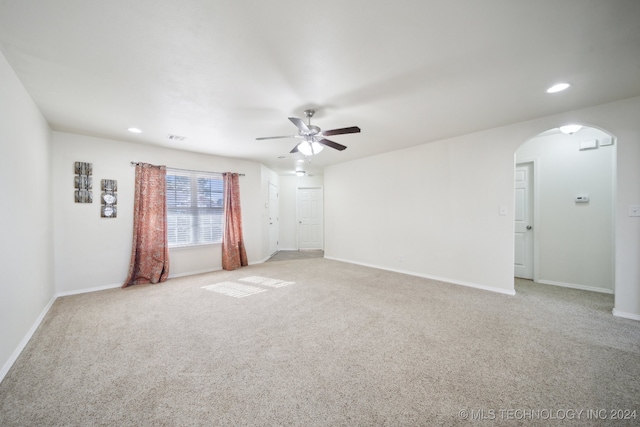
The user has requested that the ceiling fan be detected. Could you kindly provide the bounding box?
[256,109,360,156]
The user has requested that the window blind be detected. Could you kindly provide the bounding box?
[166,169,223,247]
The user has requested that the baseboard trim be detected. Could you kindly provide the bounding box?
[56,282,123,297]
[324,256,516,296]
[252,256,272,265]
[169,267,222,279]
[0,296,56,384]
[536,279,613,294]
[57,267,228,295]
[612,308,640,321]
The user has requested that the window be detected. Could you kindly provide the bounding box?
[166,169,223,247]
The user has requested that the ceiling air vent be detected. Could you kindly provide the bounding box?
[167,134,187,142]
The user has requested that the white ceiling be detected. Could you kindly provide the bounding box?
[1,0,639,175]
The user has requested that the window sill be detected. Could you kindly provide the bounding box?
[169,242,222,251]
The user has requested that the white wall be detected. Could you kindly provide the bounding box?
[325,96,640,319]
[278,174,324,250]
[0,52,55,378]
[517,127,614,292]
[325,129,517,294]
[52,132,271,294]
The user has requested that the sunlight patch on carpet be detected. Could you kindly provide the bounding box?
[201,282,268,298]
[240,276,295,288]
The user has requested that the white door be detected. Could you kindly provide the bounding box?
[297,187,323,250]
[514,162,534,279]
[269,182,279,256]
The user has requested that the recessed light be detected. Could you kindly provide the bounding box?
[546,83,571,94]
[127,127,142,133]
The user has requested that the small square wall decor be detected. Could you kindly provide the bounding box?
[101,204,117,218]
[101,179,117,218]
[74,162,93,203]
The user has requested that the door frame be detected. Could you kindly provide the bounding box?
[515,157,539,282]
[268,181,279,256]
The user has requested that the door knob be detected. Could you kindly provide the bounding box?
[526,225,532,230]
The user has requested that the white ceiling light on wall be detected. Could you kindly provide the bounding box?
[559,124,583,135]
[546,82,571,93]
[127,127,142,133]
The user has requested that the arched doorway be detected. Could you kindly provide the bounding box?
[514,125,616,294]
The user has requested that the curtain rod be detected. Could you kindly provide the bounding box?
[130,162,245,176]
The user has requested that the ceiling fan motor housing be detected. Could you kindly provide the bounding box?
[306,125,321,136]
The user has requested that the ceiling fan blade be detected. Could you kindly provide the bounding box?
[255,135,297,140]
[290,144,300,154]
[289,117,310,133]
[321,126,361,137]
[318,138,347,151]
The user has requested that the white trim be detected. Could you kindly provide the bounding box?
[251,256,272,265]
[58,267,227,295]
[610,140,617,298]
[324,256,516,296]
[268,180,280,256]
[0,296,56,383]
[168,267,221,279]
[515,157,539,281]
[536,279,613,294]
[612,308,640,321]
[169,242,221,251]
[56,282,122,297]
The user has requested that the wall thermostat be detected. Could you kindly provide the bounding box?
[578,140,598,151]
[575,195,589,203]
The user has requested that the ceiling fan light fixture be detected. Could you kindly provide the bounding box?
[295,170,306,177]
[559,124,583,135]
[298,140,324,156]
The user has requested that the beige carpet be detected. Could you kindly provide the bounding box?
[1,258,639,426]
[266,249,324,262]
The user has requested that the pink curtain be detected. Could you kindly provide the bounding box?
[123,163,169,287]
[222,172,248,270]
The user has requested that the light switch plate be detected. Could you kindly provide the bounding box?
[499,206,507,216]
[630,205,640,217]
